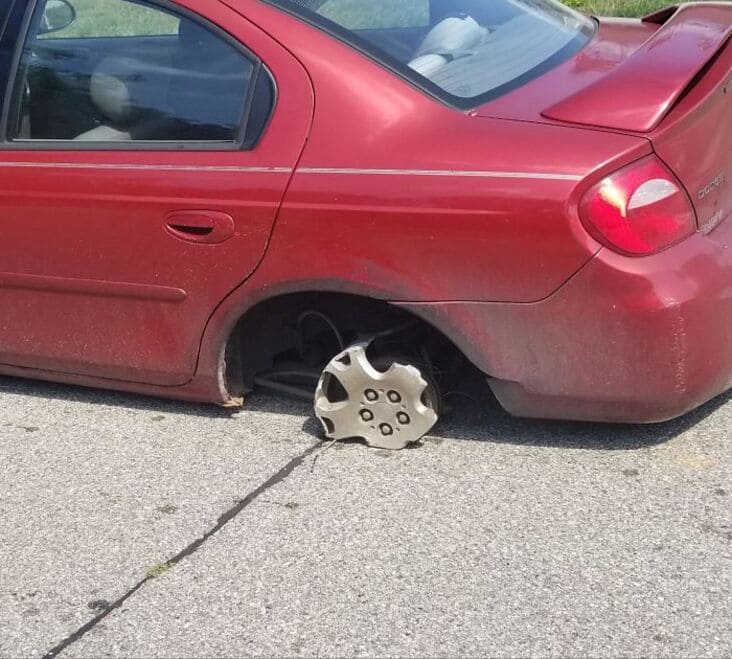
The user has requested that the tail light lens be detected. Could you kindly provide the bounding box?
[579,156,697,256]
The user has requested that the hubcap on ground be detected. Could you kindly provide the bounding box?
[314,344,439,450]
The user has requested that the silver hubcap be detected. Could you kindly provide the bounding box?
[314,344,438,450]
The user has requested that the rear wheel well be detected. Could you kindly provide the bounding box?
[223,292,472,400]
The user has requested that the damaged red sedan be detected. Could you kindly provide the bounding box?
[0,0,730,448]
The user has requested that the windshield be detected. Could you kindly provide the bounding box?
[270,0,594,106]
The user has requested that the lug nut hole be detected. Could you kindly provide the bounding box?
[364,389,379,402]
[379,423,394,436]
[397,412,411,425]
[360,409,374,422]
[387,390,402,403]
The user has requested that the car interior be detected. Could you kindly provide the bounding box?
[12,8,256,143]
[9,0,585,143]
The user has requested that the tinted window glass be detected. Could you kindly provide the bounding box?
[273,0,593,104]
[0,1,25,106]
[0,3,13,32]
[10,0,256,143]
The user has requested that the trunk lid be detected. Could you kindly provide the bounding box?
[541,3,732,132]
[651,33,732,234]
[474,4,732,232]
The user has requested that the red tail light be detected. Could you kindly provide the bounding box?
[579,156,697,256]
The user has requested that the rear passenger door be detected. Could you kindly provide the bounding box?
[0,0,313,385]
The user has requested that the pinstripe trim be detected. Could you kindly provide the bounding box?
[0,161,582,181]
[297,167,583,181]
[0,162,292,174]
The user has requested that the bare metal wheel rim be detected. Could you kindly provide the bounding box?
[314,343,439,450]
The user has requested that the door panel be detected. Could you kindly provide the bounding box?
[0,0,313,385]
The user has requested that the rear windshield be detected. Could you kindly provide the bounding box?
[268,0,595,107]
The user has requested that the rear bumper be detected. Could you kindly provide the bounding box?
[401,218,732,423]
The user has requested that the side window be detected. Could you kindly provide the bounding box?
[9,0,261,145]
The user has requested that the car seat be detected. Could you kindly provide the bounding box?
[74,58,137,141]
[74,54,171,141]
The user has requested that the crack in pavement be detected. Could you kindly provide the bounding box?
[42,442,321,659]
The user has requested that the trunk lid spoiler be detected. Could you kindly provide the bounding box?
[542,3,732,132]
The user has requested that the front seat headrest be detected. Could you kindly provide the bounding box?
[90,67,131,125]
[89,57,164,127]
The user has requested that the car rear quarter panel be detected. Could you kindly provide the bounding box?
[228,0,651,304]
[400,217,732,423]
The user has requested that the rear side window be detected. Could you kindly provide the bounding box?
[270,0,594,107]
[8,0,268,146]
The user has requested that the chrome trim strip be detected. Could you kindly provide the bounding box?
[297,167,583,181]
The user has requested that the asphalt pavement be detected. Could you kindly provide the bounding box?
[0,375,730,658]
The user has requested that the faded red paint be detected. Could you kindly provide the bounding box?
[0,0,729,424]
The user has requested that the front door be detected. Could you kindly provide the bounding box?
[0,0,312,385]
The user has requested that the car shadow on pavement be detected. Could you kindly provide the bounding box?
[296,381,731,452]
[0,374,728,451]
[427,386,731,450]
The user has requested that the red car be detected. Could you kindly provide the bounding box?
[0,0,729,449]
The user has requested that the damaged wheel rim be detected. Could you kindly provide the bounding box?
[314,343,439,450]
